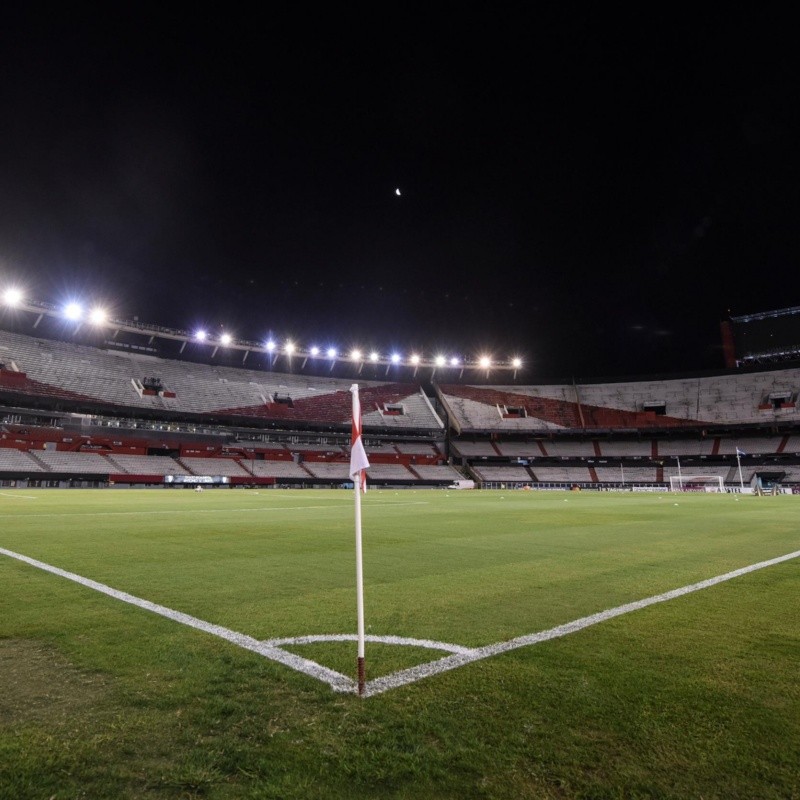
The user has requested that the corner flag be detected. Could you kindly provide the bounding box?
[350,384,369,695]
[350,384,370,492]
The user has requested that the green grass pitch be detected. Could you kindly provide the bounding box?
[1,488,798,799]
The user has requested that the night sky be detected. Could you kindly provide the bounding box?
[2,9,799,380]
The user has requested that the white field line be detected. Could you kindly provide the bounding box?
[362,548,800,697]
[265,633,475,655]
[2,546,798,697]
[0,500,429,519]
[0,492,39,500]
[0,547,355,694]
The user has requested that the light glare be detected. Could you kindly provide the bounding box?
[327,347,337,358]
[285,341,296,355]
[63,302,82,321]
[310,346,320,356]
[479,356,491,368]
[195,330,207,341]
[350,349,362,361]
[410,354,420,365]
[89,307,107,325]
[3,288,23,306]
[220,333,232,345]
[391,353,401,364]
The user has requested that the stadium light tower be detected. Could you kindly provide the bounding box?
[220,333,232,346]
[195,329,207,342]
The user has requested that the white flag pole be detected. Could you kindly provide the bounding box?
[354,464,366,694]
[736,449,745,490]
[350,384,368,694]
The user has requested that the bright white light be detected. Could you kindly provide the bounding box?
[310,346,320,356]
[195,330,207,341]
[89,307,107,325]
[512,357,522,368]
[435,355,446,367]
[3,288,23,306]
[450,357,460,367]
[370,351,379,362]
[63,302,82,321]
[220,333,232,346]
[285,341,296,355]
[350,349,362,361]
[410,354,420,365]
[265,340,276,351]
[479,356,491,369]
[327,347,337,358]
[391,353,401,364]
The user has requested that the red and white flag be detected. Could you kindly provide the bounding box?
[350,384,370,492]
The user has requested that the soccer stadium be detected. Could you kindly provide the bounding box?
[2,294,799,798]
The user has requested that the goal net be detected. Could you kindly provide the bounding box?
[668,475,725,493]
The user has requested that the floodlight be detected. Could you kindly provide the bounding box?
[435,355,446,367]
[3,288,23,307]
[327,347,337,358]
[265,340,276,351]
[310,346,320,356]
[220,333,232,346]
[195,329,207,341]
[370,351,379,362]
[391,353,401,364]
[89,307,107,325]
[479,356,491,368]
[350,349,362,361]
[410,354,420,365]
[285,341,296,355]
[512,357,522,368]
[63,302,83,321]
[450,357,460,366]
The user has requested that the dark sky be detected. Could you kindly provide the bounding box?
[1,8,799,380]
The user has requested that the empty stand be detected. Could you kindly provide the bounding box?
[106,454,183,475]
[247,461,311,479]
[471,465,532,482]
[0,330,442,430]
[0,449,45,472]
[35,451,115,473]
[411,465,464,481]
[179,457,252,477]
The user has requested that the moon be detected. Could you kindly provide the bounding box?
[395,188,401,196]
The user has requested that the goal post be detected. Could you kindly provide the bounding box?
[668,475,725,493]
